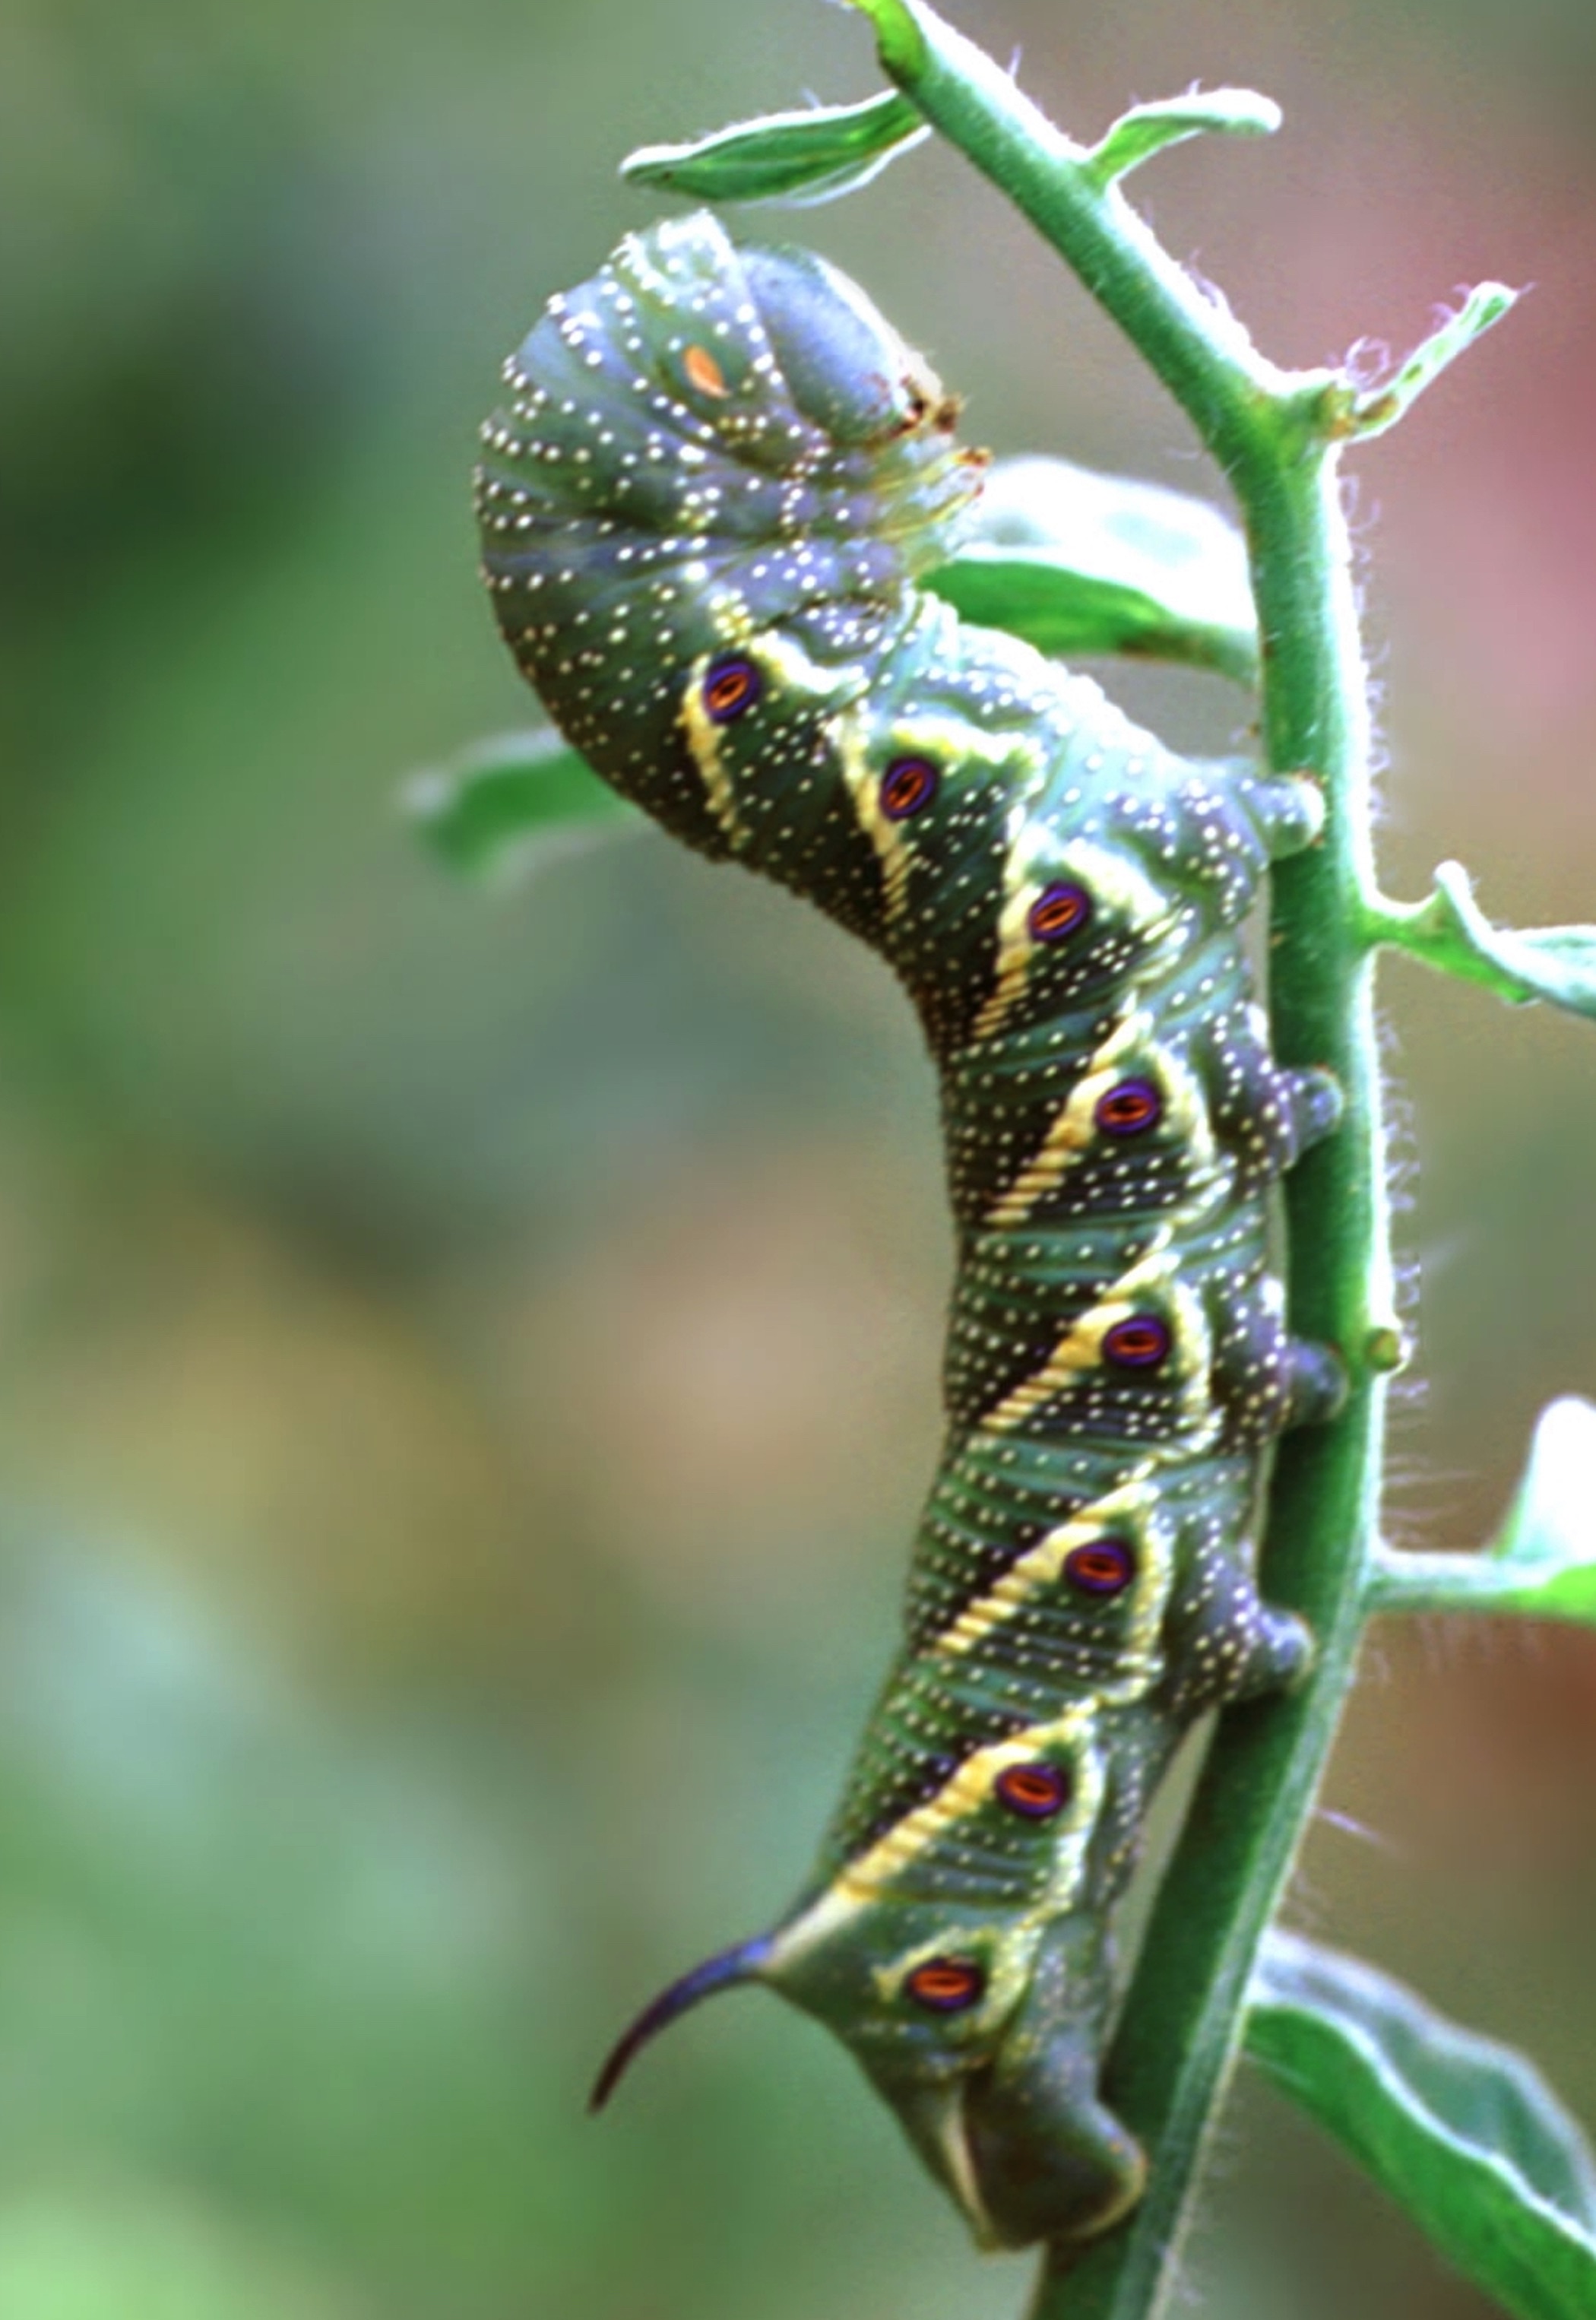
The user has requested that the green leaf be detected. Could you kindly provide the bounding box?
[1369,1396,1596,1624]
[1086,89,1281,186]
[1428,861,1596,1018]
[621,89,929,208]
[1247,1932,1596,2320]
[1368,860,1596,1021]
[925,456,1258,683]
[404,728,638,881]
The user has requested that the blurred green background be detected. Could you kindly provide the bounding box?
[2,1,1593,2314]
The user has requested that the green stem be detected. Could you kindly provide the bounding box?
[1051,435,1391,2320]
[850,0,1342,475]
[1364,1544,1575,1618]
[849,8,1398,2315]
[1364,1547,1518,1615]
[1047,444,1391,2320]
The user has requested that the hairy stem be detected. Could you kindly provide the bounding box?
[1049,433,1391,2320]
[849,7,1392,2314]
[1364,1548,1527,1615]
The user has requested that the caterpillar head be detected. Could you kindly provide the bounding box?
[591,1889,1145,2250]
[628,211,983,550]
[480,211,983,648]
[766,1892,1146,2249]
[478,211,987,847]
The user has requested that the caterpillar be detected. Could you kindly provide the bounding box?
[474,210,1344,2252]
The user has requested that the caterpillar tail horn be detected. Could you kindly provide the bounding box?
[589,1935,775,2112]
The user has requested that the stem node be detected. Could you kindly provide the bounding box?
[1363,1325,1410,1377]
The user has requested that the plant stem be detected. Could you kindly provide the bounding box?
[849,8,1394,2314]
[1365,1548,1524,1615]
[1364,1545,1592,1619]
[1046,434,1392,2320]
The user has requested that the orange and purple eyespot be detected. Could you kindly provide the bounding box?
[1103,1315,1172,1370]
[703,655,762,724]
[880,756,939,821]
[1094,1079,1163,1137]
[1063,1538,1136,1598]
[905,1956,986,2013]
[1028,881,1091,943]
[994,1761,1071,1820]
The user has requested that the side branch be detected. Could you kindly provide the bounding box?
[1363,863,1596,1023]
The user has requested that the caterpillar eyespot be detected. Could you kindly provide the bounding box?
[1102,1315,1173,1370]
[703,655,761,724]
[1028,881,1092,943]
[906,1957,986,2012]
[1095,1079,1163,1137]
[478,210,1344,2255]
[880,756,939,820]
[1063,1539,1137,1597]
[995,1762,1071,1819]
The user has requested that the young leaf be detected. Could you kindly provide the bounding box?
[924,455,1258,682]
[1367,860,1596,1021]
[1369,1396,1596,1624]
[1249,1932,1596,2320]
[1426,862,1596,1018]
[1346,283,1520,439]
[621,90,929,208]
[1085,90,1281,188]
[404,728,638,880]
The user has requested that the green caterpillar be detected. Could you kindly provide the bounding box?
[475,210,1344,2251]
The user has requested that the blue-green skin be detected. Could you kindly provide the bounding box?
[477,212,1343,2252]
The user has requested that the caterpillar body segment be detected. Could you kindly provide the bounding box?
[477,211,1343,2251]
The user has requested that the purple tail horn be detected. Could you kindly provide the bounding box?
[589,1935,774,2112]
